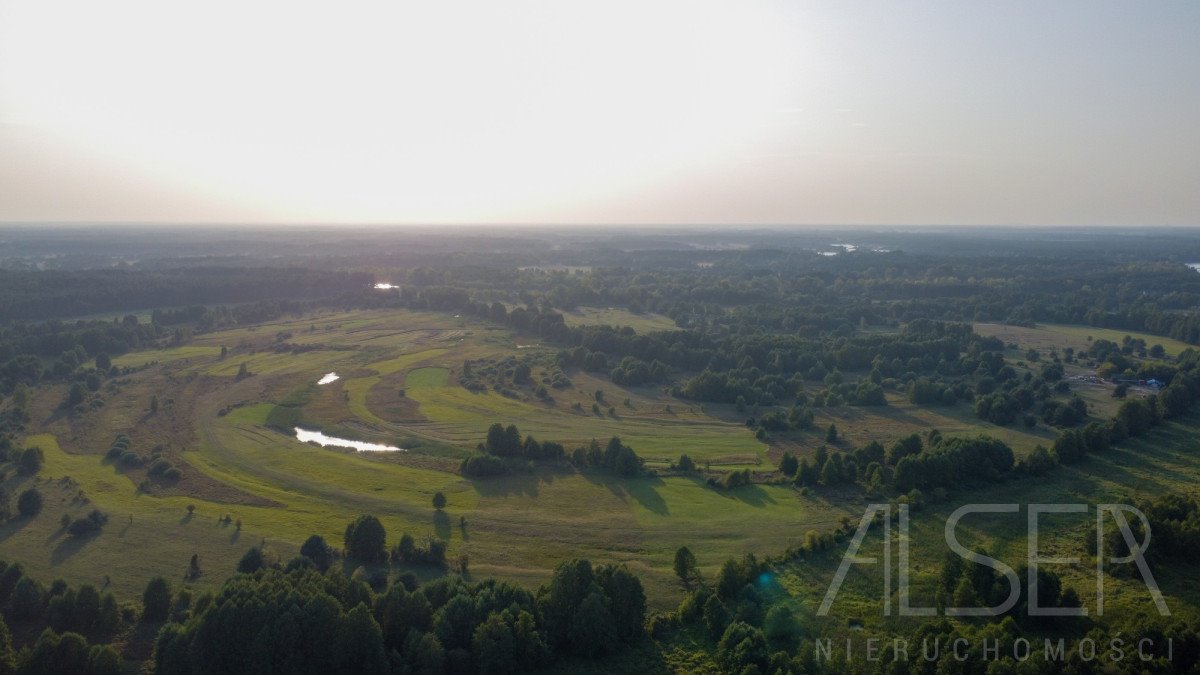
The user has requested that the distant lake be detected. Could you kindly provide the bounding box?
[1188,263,1200,273]
[294,427,404,452]
[820,244,890,256]
[374,282,398,289]
[317,372,339,385]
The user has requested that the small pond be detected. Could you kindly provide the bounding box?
[294,427,404,452]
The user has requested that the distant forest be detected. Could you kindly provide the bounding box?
[4,228,1200,343]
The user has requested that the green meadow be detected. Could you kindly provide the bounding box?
[976,322,1196,357]
[3,309,817,609]
[6,307,1198,620]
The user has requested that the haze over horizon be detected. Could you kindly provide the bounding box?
[2,1,1198,227]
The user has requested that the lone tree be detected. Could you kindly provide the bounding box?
[344,514,387,564]
[150,396,159,414]
[674,546,698,586]
[825,423,839,443]
[432,492,447,510]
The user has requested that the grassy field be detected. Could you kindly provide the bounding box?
[976,322,1195,357]
[5,309,1195,617]
[0,308,801,608]
[1,434,300,604]
[781,393,1059,459]
[4,423,844,609]
[109,345,223,369]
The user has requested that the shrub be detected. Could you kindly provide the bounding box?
[459,454,508,477]
[390,532,448,567]
[67,510,108,537]
[17,488,43,517]
[118,451,143,467]
[67,519,97,537]
[1022,445,1057,475]
[147,457,175,477]
[18,447,44,475]
[720,469,752,490]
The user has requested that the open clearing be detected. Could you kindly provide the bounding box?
[976,322,1195,357]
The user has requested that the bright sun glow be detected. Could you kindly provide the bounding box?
[6,2,1196,225]
[0,0,798,222]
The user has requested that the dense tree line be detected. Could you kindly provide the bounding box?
[890,436,1016,492]
[361,236,1200,347]
[0,267,372,322]
[568,436,642,477]
[656,524,1199,674]
[460,423,642,478]
[1097,493,1200,564]
[652,551,812,674]
[0,297,328,401]
[153,518,646,674]
[0,558,124,674]
[479,423,566,461]
[771,339,1200,500]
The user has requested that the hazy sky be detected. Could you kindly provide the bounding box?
[1,1,1198,226]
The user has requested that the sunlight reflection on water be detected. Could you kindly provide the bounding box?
[294,427,404,452]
